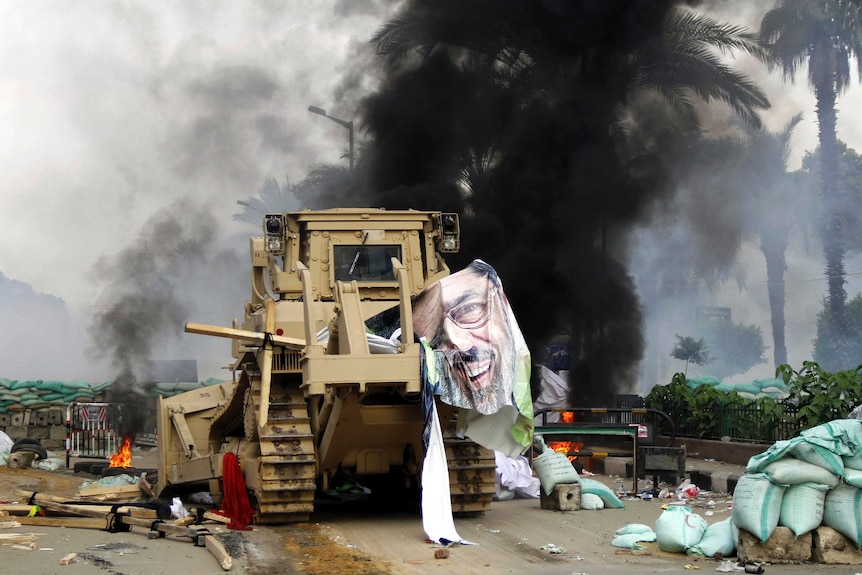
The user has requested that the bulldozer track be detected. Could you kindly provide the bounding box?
[245,370,317,524]
[443,431,496,516]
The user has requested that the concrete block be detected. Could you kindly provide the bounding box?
[42,439,65,451]
[738,527,811,564]
[0,414,9,427]
[636,446,686,484]
[812,526,862,564]
[47,409,65,425]
[49,425,67,440]
[4,426,28,440]
[27,425,49,440]
[10,412,25,426]
[689,469,712,491]
[33,411,49,426]
[540,482,581,511]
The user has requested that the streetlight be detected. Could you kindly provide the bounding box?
[307,105,354,172]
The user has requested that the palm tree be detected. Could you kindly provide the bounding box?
[760,0,862,368]
[671,334,712,376]
[234,178,299,227]
[743,114,803,369]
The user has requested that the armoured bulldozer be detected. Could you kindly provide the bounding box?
[156,208,497,523]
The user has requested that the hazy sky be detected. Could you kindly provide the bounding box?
[0,1,393,312]
[2,0,862,384]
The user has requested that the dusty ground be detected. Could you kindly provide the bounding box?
[0,450,855,575]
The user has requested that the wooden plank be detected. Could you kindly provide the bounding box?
[16,516,107,529]
[203,511,231,525]
[0,504,39,516]
[185,322,304,349]
[76,483,142,499]
[13,490,155,517]
[204,533,232,570]
[59,552,78,565]
[21,493,233,571]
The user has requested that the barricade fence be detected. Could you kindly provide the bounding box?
[65,402,121,467]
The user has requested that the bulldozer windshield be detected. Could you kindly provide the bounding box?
[333,244,402,282]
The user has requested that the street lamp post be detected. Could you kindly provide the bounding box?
[307,105,354,172]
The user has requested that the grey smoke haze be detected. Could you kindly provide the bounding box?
[1,0,862,395]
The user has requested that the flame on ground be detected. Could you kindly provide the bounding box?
[548,440,584,461]
[560,411,575,423]
[110,437,133,468]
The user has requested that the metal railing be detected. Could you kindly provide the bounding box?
[656,403,804,443]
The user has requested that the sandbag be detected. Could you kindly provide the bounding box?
[686,517,738,558]
[533,450,579,495]
[579,477,624,509]
[823,484,862,547]
[791,442,845,477]
[732,473,785,543]
[655,506,708,553]
[763,458,839,487]
[779,482,828,537]
[580,493,604,510]
[844,468,862,488]
[844,451,862,471]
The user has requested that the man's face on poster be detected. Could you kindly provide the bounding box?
[413,263,516,415]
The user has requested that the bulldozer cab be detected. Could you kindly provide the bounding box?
[254,208,460,304]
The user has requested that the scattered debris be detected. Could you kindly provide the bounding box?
[539,543,567,554]
[19,490,233,571]
[434,548,450,559]
[59,552,78,565]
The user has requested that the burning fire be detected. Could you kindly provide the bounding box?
[548,440,584,461]
[560,411,575,423]
[110,437,133,468]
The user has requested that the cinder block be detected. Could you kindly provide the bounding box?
[10,413,25,426]
[0,414,9,427]
[812,526,862,564]
[47,409,65,425]
[33,411,49,426]
[42,439,65,451]
[4,425,28,440]
[738,527,812,564]
[27,425,49,440]
[49,425,67,440]
[540,482,581,511]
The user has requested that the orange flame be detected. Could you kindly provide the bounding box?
[560,411,575,423]
[110,437,133,468]
[548,440,584,461]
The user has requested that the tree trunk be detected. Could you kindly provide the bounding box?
[760,233,788,369]
[815,81,850,367]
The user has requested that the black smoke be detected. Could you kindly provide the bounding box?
[358,0,756,406]
[88,199,245,434]
[354,1,692,405]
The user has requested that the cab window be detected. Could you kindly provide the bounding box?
[333,245,402,282]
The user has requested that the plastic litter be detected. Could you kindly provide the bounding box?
[170,496,190,519]
[539,543,567,554]
[716,559,745,572]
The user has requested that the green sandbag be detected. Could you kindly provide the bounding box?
[60,380,94,390]
[579,478,624,508]
[34,381,67,393]
[9,380,36,390]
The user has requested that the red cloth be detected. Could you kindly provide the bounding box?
[221,452,254,530]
